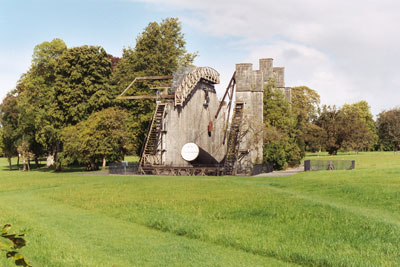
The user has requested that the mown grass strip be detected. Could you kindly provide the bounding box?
[0,191,294,267]
[37,174,400,266]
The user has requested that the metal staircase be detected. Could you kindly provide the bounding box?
[224,102,244,175]
[139,103,166,171]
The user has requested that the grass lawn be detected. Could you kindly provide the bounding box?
[1,152,400,266]
[124,155,140,163]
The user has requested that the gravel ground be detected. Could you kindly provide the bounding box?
[255,166,304,177]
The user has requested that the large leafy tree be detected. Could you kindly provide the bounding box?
[302,123,327,152]
[339,101,377,152]
[291,86,320,123]
[15,78,45,167]
[377,108,400,150]
[6,42,114,168]
[316,105,341,155]
[291,86,321,153]
[131,17,196,75]
[0,93,20,169]
[61,107,134,170]
[1,88,39,170]
[13,39,67,166]
[45,45,113,167]
[316,101,377,154]
[53,45,113,125]
[31,38,68,82]
[111,17,196,154]
[263,81,302,169]
[0,128,3,156]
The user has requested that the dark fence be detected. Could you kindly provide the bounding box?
[304,160,355,171]
[109,162,139,175]
[142,164,224,176]
[109,162,274,176]
[252,162,273,175]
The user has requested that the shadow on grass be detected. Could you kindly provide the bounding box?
[1,157,128,173]
[2,163,86,173]
[306,152,359,157]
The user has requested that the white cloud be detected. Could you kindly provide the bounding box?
[133,0,400,115]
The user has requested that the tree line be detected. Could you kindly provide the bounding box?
[263,82,400,169]
[0,18,196,171]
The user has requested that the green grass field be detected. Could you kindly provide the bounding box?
[1,152,400,266]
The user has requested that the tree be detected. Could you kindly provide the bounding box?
[53,45,113,125]
[14,79,45,168]
[0,84,42,170]
[315,105,341,155]
[14,39,67,167]
[291,86,321,153]
[107,54,120,71]
[0,93,20,170]
[15,43,113,168]
[111,17,196,154]
[131,17,196,75]
[303,123,327,152]
[61,108,134,170]
[32,38,67,75]
[17,141,34,171]
[291,86,320,123]
[377,108,400,150]
[263,81,302,169]
[0,128,4,156]
[316,101,377,155]
[263,126,287,170]
[39,45,114,168]
[338,101,377,152]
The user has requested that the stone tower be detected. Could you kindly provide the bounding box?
[234,58,290,174]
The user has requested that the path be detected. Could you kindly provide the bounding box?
[256,166,304,177]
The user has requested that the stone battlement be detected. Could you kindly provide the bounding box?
[236,58,286,92]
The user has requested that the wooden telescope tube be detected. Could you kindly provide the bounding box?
[181,143,218,165]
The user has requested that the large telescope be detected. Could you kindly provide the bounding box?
[181,143,218,165]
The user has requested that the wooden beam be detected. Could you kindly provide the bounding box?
[117,95,174,100]
[149,87,171,90]
[135,75,173,81]
[119,75,173,97]
[215,71,236,119]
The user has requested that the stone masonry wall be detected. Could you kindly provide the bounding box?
[235,58,289,174]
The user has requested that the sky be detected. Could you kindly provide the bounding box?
[1,0,400,116]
